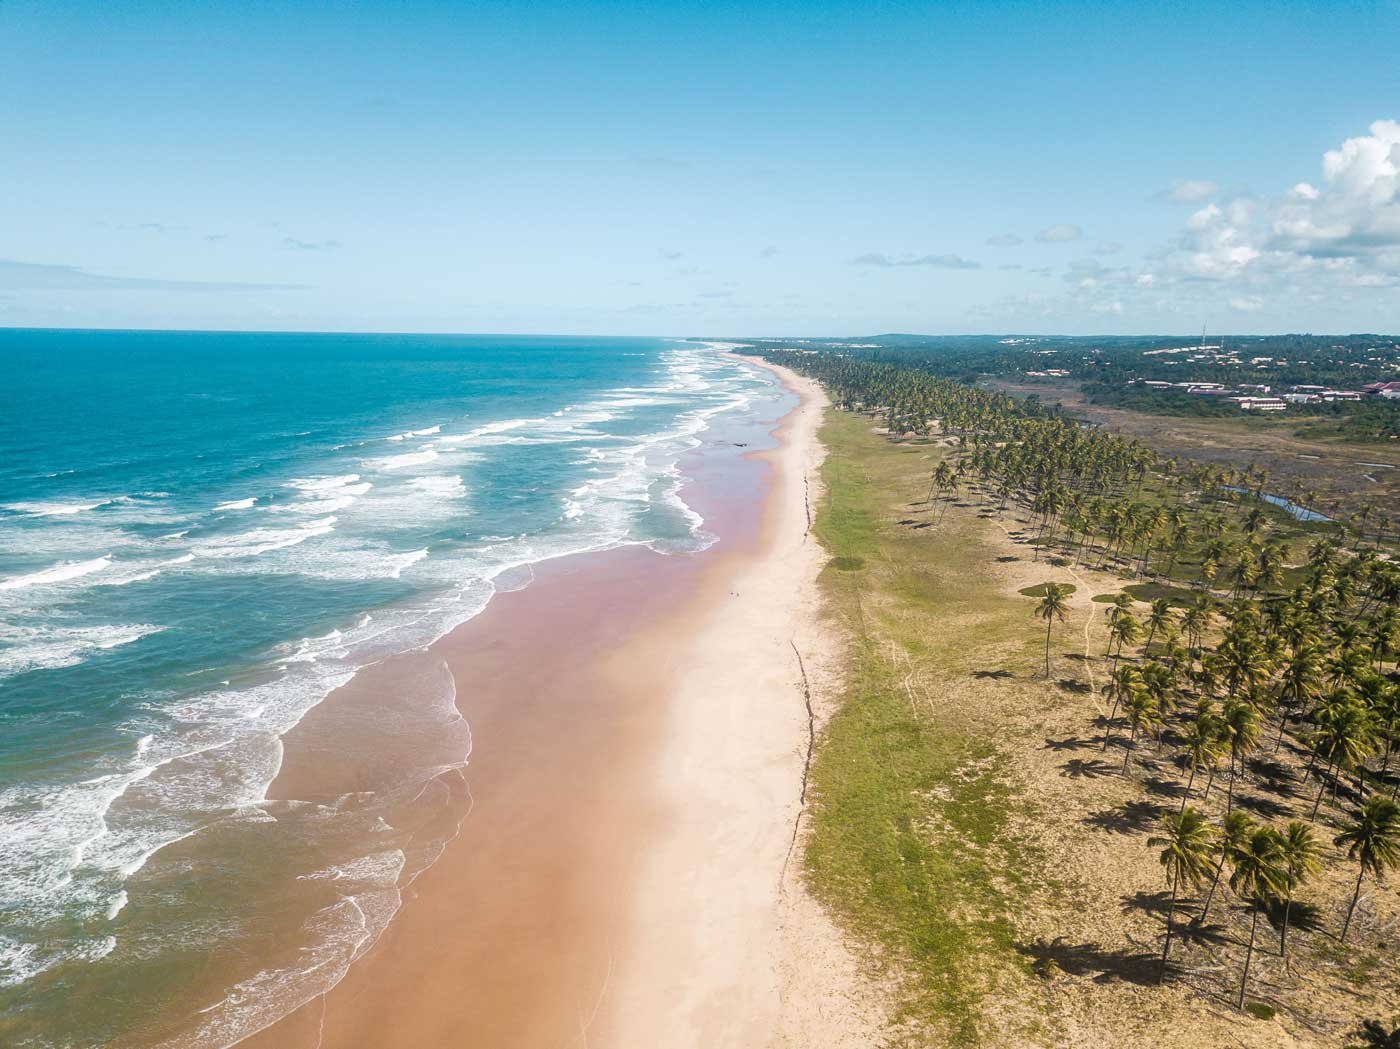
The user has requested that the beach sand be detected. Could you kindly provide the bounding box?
[244,361,879,1048]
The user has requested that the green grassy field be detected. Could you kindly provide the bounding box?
[804,411,1057,1046]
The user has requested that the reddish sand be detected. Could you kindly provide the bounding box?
[242,361,879,1049]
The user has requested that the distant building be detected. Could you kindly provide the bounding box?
[1232,396,1288,412]
[1363,381,1400,399]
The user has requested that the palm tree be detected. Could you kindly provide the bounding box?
[1179,712,1224,811]
[1144,597,1174,656]
[1149,806,1217,978]
[1310,698,1379,820]
[1122,689,1163,775]
[1275,821,1321,965]
[1276,643,1324,750]
[1108,611,1141,674]
[1199,809,1253,926]
[1230,826,1286,1009]
[1034,582,1072,677]
[1221,700,1262,813]
[1101,665,1143,752]
[1180,596,1214,655]
[1334,795,1400,943]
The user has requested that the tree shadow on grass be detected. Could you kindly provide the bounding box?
[972,668,1014,679]
[1143,776,1189,801]
[1061,758,1118,779]
[1056,678,1093,694]
[1044,735,1094,751]
[1017,936,1160,986]
[1172,917,1233,950]
[1084,799,1167,834]
[1235,791,1292,820]
[1248,757,1300,797]
[1264,898,1325,936]
[1121,890,1173,920]
[996,554,1019,562]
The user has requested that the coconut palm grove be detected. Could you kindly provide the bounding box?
[741,342,1400,1040]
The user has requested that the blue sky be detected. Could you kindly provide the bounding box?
[3,0,1399,335]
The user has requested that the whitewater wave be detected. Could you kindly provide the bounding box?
[0,556,113,591]
[0,622,165,678]
[362,449,439,471]
[2,500,109,517]
[213,498,257,512]
[385,425,442,441]
[192,517,337,559]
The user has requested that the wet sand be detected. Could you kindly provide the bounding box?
[243,360,868,1049]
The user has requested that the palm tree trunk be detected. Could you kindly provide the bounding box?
[1044,617,1053,678]
[1122,727,1136,774]
[1238,904,1260,1009]
[1199,852,1227,926]
[1281,892,1294,965]
[1160,870,1179,980]
[1341,866,1365,943]
[1304,773,1327,823]
[1180,765,1198,814]
[1101,696,1122,752]
[1310,760,1335,820]
[1302,746,1320,782]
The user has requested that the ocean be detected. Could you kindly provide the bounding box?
[0,329,786,1047]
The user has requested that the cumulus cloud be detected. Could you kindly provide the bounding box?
[759,245,779,258]
[1155,179,1219,204]
[852,252,980,270]
[985,233,1023,246]
[972,120,1400,325]
[1093,241,1123,255]
[0,259,305,292]
[1267,118,1400,258]
[1034,224,1082,243]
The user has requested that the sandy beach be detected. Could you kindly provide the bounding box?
[244,359,877,1049]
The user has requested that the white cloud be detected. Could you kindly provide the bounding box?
[1035,224,1082,243]
[1268,118,1400,259]
[969,120,1400,325]
[1156,179,1219,204]
[852,252,981,270]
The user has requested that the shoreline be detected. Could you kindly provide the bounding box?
[241,357,874,1047]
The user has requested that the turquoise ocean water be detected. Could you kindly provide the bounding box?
[0,330,784,1047]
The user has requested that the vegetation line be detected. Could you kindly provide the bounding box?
[782,638,817,884]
